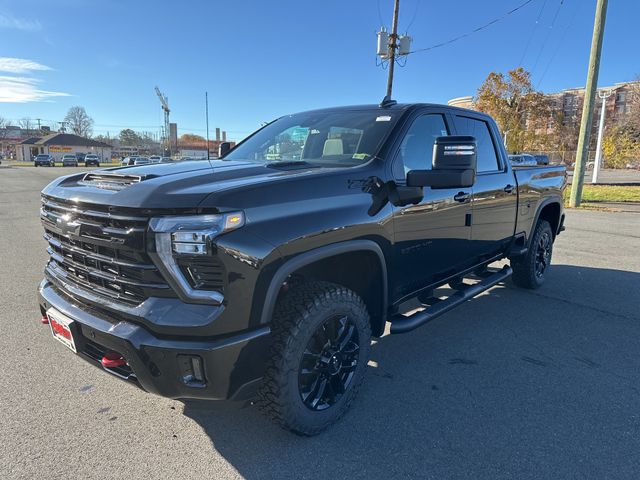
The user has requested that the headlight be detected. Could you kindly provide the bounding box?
[148,212,244,304]
[151,212,245,255]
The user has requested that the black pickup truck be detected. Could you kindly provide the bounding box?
[38,102,566,435]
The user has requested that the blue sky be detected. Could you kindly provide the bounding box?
[1,0,638,141]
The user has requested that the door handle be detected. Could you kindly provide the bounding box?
[454,192,471,203]
[504,184,515,194]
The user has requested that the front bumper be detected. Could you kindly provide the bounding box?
[38,280,271,400]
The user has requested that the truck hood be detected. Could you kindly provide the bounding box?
[41,159,333,210]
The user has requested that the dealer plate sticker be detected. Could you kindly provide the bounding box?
[47,308,77,353]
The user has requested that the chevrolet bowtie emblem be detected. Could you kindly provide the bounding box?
[57,216,81,236]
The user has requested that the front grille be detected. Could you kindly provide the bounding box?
[41,195,171,306]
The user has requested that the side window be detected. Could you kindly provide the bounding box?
[395,114,448,177]
[454,116,500,172]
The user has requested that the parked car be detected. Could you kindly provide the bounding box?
[61,154,79,167]
[509,154,538,167]
[75,152,86,162]
[133,156,150,165]
[84,154,100,167]
[34,154,55,167]
[160,157,174,163]
[625,160,640,170]
[121,156,141,166]
[38,102,566,435]
[533,154,550,165]
[149,155,162,163]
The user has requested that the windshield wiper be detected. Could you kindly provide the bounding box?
[265,160,319,168]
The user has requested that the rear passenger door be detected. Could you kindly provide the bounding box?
[453,114,517,260]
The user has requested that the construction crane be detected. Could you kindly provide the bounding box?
[155,86,171,155]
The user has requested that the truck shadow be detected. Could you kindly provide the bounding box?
[181,264,640,479]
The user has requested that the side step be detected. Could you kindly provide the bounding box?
[390,266,512,334]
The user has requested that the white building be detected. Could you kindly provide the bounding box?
[16,133,112,162]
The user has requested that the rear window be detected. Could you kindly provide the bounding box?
[454,116,501,173]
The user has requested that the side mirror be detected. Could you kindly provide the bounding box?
[407,136,477,189]
[218,142,232,158]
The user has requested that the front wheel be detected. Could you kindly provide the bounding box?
[511,219,554,289]
[259,281,371,435]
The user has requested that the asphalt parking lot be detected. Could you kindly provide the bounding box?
[1,166,639,479]
[567,167,640,184]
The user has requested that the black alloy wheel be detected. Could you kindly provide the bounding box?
[511,219,554,289]
[535,230,552,279]
[259,281,371,435]
[298,314,360,411]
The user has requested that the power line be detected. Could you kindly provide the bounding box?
[518,0,549,66]
[536,0,583,88]
[407,0,535,55]
[530,0,566,75]
[405,0,421,32]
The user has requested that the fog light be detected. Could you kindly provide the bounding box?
[178,354,206,387]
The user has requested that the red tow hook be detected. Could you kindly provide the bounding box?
[41,315,50,325]
[101,351,127,368]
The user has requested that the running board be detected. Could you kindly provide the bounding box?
[390,266,512,334]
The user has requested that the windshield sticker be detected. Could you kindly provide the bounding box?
[352,153,369,160]
[441,130,447,136]
[376,116,392,122]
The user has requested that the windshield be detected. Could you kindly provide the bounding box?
[36,155,48,159]
[225,110,398,167]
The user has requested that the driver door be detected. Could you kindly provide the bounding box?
[391,111,474,299]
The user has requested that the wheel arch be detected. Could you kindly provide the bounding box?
[259,240,388,337]
[529,197,563,248]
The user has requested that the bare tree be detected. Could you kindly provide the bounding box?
[18,118,33,132]
[0,116,9,138]
[64,106,94,137]
[0,116,10,158]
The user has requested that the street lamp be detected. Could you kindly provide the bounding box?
[592,89,612,184]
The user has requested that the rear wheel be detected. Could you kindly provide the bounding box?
[259,281,371,435]
[511,219,554,289]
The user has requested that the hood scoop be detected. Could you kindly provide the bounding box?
[79,172,152,191]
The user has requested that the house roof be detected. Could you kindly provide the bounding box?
[21,133,112,148]
[20,137,41,145]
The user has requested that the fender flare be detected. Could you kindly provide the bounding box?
[528,196,563,248]
[259,240,388,328]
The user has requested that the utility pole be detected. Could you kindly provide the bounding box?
[569,0,608,207]
[592,89,612,184]
[205,92,210,160]
[385,0,401,100]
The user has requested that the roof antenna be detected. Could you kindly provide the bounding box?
[379,95,397,108]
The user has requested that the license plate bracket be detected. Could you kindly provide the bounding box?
[47,308,77,353]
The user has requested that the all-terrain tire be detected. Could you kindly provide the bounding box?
[511,219,554,289]
[258,281,372,436]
